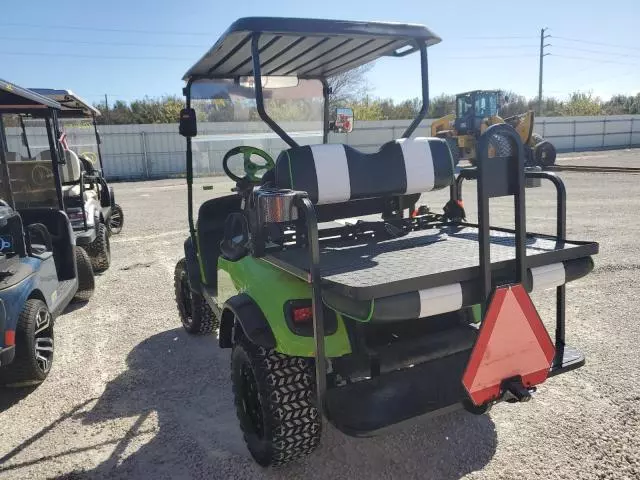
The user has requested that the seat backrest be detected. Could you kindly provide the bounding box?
[59,149,82,184]
[274,138,454,208]
[37,150,52,161]
[4,151,22,162]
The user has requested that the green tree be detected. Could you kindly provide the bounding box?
[352,97,384,120]
[560,91,603,116]
[427,94,455,118]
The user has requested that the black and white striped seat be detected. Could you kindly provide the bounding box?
[274,138,454,205]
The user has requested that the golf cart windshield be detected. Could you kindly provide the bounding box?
[0,114,60,209]
[57,117,101,169]
[190,78,324,179]
[29,88,103,171]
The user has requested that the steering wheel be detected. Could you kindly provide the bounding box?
[222,146,275,183]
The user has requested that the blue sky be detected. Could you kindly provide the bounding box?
[1,0,638,106]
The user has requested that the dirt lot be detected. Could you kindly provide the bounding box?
[0,149,639,480]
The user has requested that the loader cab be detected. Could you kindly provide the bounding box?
[454,90,500,135]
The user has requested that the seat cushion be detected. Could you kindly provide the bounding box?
[274,138,454,205]
[324,256,594,323]
[62,184,99,203]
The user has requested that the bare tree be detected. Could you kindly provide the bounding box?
[327,64,373,116]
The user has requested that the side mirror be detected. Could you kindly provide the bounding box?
[179,108,197,138]
[96,130,102,145]
[331,107,354,133]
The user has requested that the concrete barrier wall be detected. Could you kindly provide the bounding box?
[6,115,640,180]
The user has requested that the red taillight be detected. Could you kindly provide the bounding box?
[292,306,313,323]
[5,329,15,346]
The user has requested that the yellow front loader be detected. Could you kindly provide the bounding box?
[431,90,556,167]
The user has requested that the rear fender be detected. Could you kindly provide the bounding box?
[183,238,202,292]
[219,293,275,349]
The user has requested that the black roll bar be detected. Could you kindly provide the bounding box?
[453,165,568,355]
[401,41,430,139]
[251,34,298,149]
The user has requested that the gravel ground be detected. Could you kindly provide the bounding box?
[0,149,638,480]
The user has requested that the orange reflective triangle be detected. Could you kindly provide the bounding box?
[462,284,556,406]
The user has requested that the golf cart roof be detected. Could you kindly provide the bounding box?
[29,88,101,118]
[457,90,501,97]
[0,79,62,113]
[183,17,441,80]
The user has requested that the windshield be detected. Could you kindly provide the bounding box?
[58,117,101,169]
[457,95,472,117]
[189,78,324,180]
[474,94,498,118]
[0,114,60,209]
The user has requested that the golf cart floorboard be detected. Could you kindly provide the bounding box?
[265,224,598,300]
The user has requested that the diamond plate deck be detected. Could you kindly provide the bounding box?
[264,225,598,300]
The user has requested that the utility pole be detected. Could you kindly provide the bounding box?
[104,94,110,124]
[538,28,551,116]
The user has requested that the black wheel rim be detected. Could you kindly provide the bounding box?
[109,207,123,234]
[240,362,264,438]
[180,272,193,327]
[34,307,54,374]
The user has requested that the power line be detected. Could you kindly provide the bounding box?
[0,35,207,49]
[0,22,212,36]
[0,51,187,61]
[459,35,537,40]
[552,35,640,52]
[440,54,538,60]
[552,54,640,67]
[553,45,640,60]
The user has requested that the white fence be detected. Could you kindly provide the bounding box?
[7,115,640,180]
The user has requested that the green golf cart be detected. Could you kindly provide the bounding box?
[174,17,598,466]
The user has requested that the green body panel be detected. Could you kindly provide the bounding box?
[217,256,352,358]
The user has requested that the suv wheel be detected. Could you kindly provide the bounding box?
[73,247,95,302]
[231,334,321,466]
[174,258,218,335]
[85,222,110,272]
[0,299,54,386]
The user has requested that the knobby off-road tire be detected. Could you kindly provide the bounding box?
[534,140,557,167]
[108,204,124,235]
[231,335,322,466]
[174,258,219,335]
[73,246,95,302]
[85,222,110,273]
[0,299,54,385]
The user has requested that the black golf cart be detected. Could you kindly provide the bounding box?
[29,88,121,271]
[175,18,598,466]
[0,80,95,385]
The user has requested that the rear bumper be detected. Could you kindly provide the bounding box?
[326,342,585,437]
[0,345,15,367]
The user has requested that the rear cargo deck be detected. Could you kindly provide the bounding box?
[264,224,598,300]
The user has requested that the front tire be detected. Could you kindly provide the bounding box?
[0,299,54,386]
[534,140,557,167]
[174,258,218,335]
[74,246,95,302]
[85,222,110,273]
[108,204,124,235]
[231,335,321,466]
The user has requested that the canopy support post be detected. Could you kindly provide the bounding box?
[251,34,299,149]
